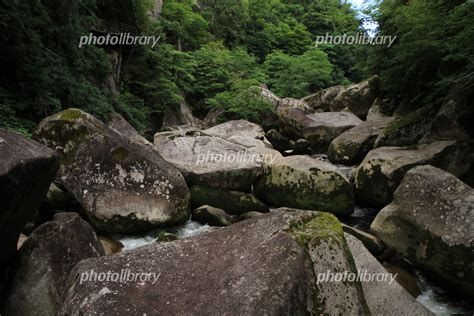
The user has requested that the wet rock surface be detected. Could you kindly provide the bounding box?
[191,205,234,226]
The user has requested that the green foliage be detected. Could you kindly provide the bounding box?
[187,41,266,114]
[262,49,334,98]
[371,0,474,109]
[207,79,274,122]
[161,0,213,51]
[1,0,373,134]
[123,40,195,113]
[0,0,115,133]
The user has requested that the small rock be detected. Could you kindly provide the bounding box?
[192,205,234,226]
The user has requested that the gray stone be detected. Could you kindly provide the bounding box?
[277,107,363,153]
[345,234,432,315]
[192,205,234,226]
[190,185,269,215]
[34,109,190,233]
[371,166,474,299]
[0,129,59,294]
[354,140,473,207]
[255,155,354,215]
[155,134,263,191]
[328,117,394,164]
[58,210,369,315]
[203,119,271,148]
[301,86,344,112]
[330,76,381,119]
[2,213,104,316]
[265,129,293,152]
[342,224,385,256]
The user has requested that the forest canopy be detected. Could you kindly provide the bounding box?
[0,0,472,135]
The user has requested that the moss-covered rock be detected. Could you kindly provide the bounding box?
[371,166,474,299]
[301,85,344,112]
[374,105,436,147]
[265,129,294,152]
[190,185,269,216]
[58,209,369,315]
[254,155,354,215]
[287,211,370,315]
[34,109,190,233]
[154,231,178,242]
[354,140,474,207]
[328,117,394,164]
[192,205,234,227]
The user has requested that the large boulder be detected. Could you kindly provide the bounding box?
[255,156,354,215]
[374,105,436,148]
[58,210,369,315]
[371,166,474,299]
[258,84,281,109]
[190,185,269,215]
[277,107,363,153]
[354,140,474,207]
[202,119,272,148]
[366,98,396,121]
[155,134,263,191]
[330,76,381,119]
[421,87,474,143]
[301,86,344,112]
[300,112,363,153]
[0,129,59,294]
[328,117,394,164]
[106,113,153,147]
[34,109,190,233]
[344,234,432,315]
[2,213,104,316]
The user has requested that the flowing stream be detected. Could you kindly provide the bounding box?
[115,219,215,251]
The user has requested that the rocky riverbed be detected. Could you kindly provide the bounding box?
[1,78,473,315]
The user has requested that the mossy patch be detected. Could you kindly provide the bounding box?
[289,212,345,248]
[111,147,130,163]
[255,164,354,215]
[57,108,88,122]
